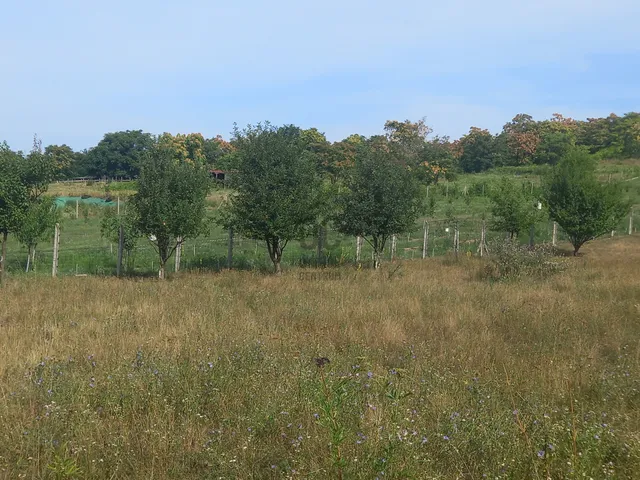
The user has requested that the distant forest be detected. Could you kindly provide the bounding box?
[2,112,639,180]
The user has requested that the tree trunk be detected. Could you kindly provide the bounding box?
[373,252,381,269]
[159,261,166,280]
[267,238,284,275]
[0,232,7,286]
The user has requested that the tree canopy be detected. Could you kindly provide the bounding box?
[544,148,630,255]
[333,141,422,269]
[223,123,324,273]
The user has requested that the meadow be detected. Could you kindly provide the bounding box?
[1,235,639,478]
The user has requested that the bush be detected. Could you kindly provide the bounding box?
[482,240,564,281]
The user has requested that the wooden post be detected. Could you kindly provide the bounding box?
[175,237,182,272]
[529,224,535,247]
[480,220,486,257]
[629,212,634,235]
[117,196,120,215]
[317,225,325,265]
[391,235,397,260]
[117,224,124,277]
[356,236,362,263]
[422,221,429,259]
[227,227,234,269]
[454,223,459,259]
[611,230,615,237]
[52,223,60,278]
[552,221,558,247]
[75,199,79,219]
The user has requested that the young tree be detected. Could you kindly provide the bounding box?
[101,207,140,274]
[489,177,541,239]
[223,123,323,274]
[130,148,210,279]
[544,148,630,255]
[0,138,55,284]
[16,196,58,272]
[0,144,27,285]
[333,142,422,269]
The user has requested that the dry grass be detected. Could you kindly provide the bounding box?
[1,236,639,478]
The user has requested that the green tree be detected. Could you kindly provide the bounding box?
[130,148,210,279]
[543,148,630,255]
[333,142,422,269]
[223,123,323,274]
[87,130,155,178]
[489,177,542,239]
[16,196,58,272]
[0,137,55,284]
[533,131,575,165]
[44,144,76,179]
[458,127,498,173]
[0,144,27,284]
[101,207,140,274]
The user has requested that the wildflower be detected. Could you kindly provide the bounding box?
[313,413,319,420]
[537,450,545,459]
[421,436,428,444]
[594,434,600,440]
[367,371,373,379]
[443,435,450,441]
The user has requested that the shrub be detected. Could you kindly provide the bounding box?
[482,239,564,281]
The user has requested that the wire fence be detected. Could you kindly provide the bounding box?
[3,213,638,278]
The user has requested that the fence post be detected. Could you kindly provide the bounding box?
[75,199,79,220]
[117,196,120,215]
[480,220,486,257]
[52,223,60,277]
[391,235,397,260]
[117,224,124,277]
[629,212,634,235]
[454,223,459,259]
[356,236,362,263]
[317,225,325,265]
[227,227,234,269]
[529,224,535,248]
[175,237,182,272]
[422,221,429,259]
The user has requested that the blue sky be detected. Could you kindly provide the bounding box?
[1,0,639,151]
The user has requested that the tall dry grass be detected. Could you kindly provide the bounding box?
[1,236,639,478]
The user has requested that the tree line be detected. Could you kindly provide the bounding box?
[0,118,633,282]
[2,112,639,181]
